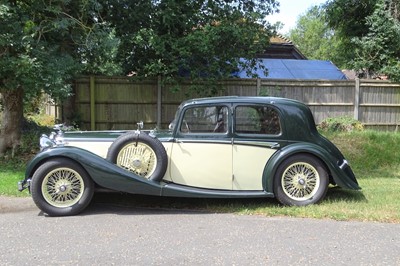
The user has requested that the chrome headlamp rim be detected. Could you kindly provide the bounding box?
[39,134,56,151]
[39,124,66,151]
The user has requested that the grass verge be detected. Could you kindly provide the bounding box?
[91,177,399,223]
[0,167,29,197]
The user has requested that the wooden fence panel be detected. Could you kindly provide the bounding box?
[359,80,400,130]
[65,76,400,131]
[259,80,356,123]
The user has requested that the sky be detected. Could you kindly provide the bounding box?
[267,0,328,34]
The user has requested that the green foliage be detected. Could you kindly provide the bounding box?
[101,0,279,89]
[351,0,400,79]
[318,116,364,132]
[323,0,378,68]
[1,119,50,166]
[0,0,121,154]
[0,0,121,100]
[288,5,347,68]
[325,0,378,38]
[325,0,400,80]
[27,114,55,127]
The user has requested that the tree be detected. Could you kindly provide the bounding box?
[288,5,347,68]
[324,0,378,68]
[325,0,400,80]
[0,0,279,155]
[325,0,378,38]
[351,0,400,79]
[0,0,118,155]
[100,0,279,93]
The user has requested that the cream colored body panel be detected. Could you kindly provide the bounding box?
[65,138,274,191]
[169,142,232,189]
[232,145,275,190]
[160,142,173,182]
[66,141,113,158]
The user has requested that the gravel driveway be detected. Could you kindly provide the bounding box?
[1,195,399,265]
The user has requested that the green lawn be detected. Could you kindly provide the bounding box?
[0,168,29,197]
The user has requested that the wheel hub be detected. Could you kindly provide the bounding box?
[298,177,306,186]
[131,159,142,168]
[59,185,67,192]
[42,167,85,208]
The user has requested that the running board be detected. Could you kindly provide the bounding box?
[161,183,274,198]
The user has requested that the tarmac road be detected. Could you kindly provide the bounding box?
[0,195,399,265]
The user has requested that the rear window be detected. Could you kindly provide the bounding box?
[235,105,281,135]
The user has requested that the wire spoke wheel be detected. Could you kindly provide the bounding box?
[107,133,168,182]
[31,158,94,216]
[41,167,85,208]
[281,162,320,201]
[116,142,157,178]
[274,154,329,206]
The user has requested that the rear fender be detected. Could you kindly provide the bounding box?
[263,143,359,193]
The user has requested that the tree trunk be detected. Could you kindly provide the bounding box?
[0,88,24,156]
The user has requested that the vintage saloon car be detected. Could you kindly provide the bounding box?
[18,96,360,216]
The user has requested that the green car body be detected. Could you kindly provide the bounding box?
[19,96,359,216]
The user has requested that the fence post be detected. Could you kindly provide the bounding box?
[157,76,162,129]
[354,78,360,121]
[256,78,261,95]
[90,76,96,130]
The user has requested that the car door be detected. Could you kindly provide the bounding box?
[232,104,283,190]
[169,104,233,189]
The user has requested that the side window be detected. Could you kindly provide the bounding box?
[235,105,281,135]
[180,105,228,134]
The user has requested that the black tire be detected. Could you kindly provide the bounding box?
[106,132,168,182]
[30,158,94,216]
[273,154,329,206]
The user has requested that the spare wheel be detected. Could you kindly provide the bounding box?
[106,133,168,182]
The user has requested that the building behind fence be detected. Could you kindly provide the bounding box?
[52,76,400,131]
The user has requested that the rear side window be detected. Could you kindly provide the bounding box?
[180,105,228,134]
[235,105,281,135]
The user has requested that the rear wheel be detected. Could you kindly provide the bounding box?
[31,158,94,216]
[106,133,168,182]
[274,154,329,206]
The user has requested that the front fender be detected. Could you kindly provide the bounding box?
[263,143,360,193]
[24,146,163,196]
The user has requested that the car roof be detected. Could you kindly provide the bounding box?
[181,96,304,107]
[177,96,318,141]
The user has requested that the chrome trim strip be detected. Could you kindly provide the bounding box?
[174,139,232,145]
[233,140,280,149]
[63,138,116,142]
[174,139,280,148]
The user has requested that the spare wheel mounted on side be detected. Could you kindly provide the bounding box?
[106,132,168,182]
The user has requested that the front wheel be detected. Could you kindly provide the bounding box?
[30,158,94,216]
[273,154,329,206]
